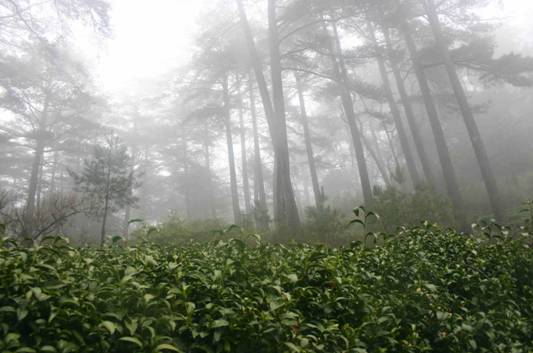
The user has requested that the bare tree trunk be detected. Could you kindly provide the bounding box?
[236,74,252,215]
[223,76,242,224]
[36,155,44,206]
[49,151,58,194]
[249,75,267,207]
[423,0,504,221]
[327,20,373,205]
[383,27,436,187]
[204,122,217,219]
[100,166,112,246]
[182,139,193,220]
[236,0,300,237]
[369,23,422,187]
[294,74,322,206]
[268,0,301,238]
[399,19,467,229]
[249,75,269,230]
[358,119,392,186]
[24,138,45,242]
[123,167,134,241]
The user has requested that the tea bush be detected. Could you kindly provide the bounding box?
[0,225,532,353]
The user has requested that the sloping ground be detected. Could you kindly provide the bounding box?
[0,226,532,353]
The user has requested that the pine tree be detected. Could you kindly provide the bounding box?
[70,137,138,245]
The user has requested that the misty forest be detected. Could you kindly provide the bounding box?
[0,0,532,352]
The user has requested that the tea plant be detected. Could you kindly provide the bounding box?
[0,224,532,353]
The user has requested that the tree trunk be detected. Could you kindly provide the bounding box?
[268,0,301,239]
[358,119,392,186]
[236,74,252,215]
[249,75,269,230]
[236,0,300,237]
[383,27,436,187]
[249,75,267,206]
[49,152,58,194]
[183,139,193,220]
[399,19,467,229]
[24,137,45,242]
[327,20,373,205]
[123,167,134,242]
[204,122,217,219]
[100,166,112,246]
[368,23,422,188]
[294,73,322,206]
[423,0,504,221]
[223,76,242,224]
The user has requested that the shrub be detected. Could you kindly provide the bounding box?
[372,185,455,232]
[0,225,531,353]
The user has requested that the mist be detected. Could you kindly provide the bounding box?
[1,1,533,352]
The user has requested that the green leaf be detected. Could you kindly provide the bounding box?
[119,337,143,348]
[100,321,117,335]
[423,283,438,292]
[16,348,36,353]
[212,319,229,328]
[286,274,298,283]
[144,294,155,303]
[154,343,183,352]
[284,342,301,352]
[6,332,21,343]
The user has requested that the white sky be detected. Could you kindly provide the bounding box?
[87,0,209,97]
[81,0,533,99]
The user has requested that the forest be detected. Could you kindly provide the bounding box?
[0,0,532,352]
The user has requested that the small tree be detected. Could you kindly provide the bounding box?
[70,137,138,245]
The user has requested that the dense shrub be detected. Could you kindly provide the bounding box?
[371,186,455,232]
[0,225,532,353]
[131,216,238,245]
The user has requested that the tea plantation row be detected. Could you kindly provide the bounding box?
[0,225,532,353]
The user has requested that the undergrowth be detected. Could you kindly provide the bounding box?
[0,223,532,353]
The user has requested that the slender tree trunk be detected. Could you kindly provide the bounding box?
[399,18,467,229]
[294,74,322,206]
[100,166,112,246]
[123,167,134,241]
[49,152,58,194]
[268,0,301,238]
[24,138,45,242]
[423,0,504,221]
[326,20,373,205]
[358,119,392,186]
[223,76,242,224]
[36,156,44,206]
[368,23,422,187]
[383,27,436,187]
[204,122,217,219]
[236,0,300,236]
[182,139,193,220]
[249,75,267,207]
[236,74,252,215]
[249,75,269,231]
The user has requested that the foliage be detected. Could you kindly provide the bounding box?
[132,216,239,245]
[70,137,138,221]
[371,186,455,232]
[0,225,531,353]
[1,193,87,243]
[302,200,348,245]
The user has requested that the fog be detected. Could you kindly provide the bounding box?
[1,0,533,244]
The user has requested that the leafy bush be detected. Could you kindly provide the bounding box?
[301,201,351,245]
[372,186,455,232]
[131,215,245,245]
[0,225,532,353]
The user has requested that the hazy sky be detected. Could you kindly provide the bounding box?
[85,0,532,98]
